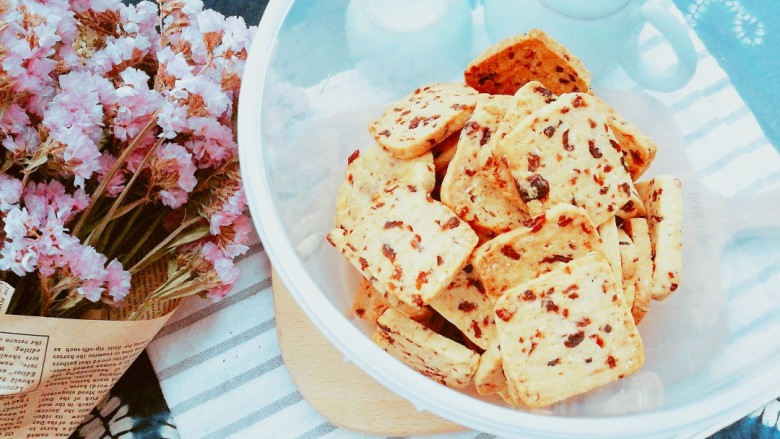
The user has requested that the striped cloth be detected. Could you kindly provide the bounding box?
[144,3,780,438]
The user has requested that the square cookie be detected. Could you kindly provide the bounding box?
[335,143,435,230]
[369,83,479,159]
[440,94,528,236]
[328,183,478,307]
[472,203,603,299]
[499,92,634,225]
[428,261,496,350]
[494,252,644,408]
[465,29,591,96]
[635,175,682,301]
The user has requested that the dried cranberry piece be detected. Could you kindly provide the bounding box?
[518,174,550,203]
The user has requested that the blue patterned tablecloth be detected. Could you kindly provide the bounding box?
[673,0,780,155]
[670,2,780,435]
[73,1,780,438]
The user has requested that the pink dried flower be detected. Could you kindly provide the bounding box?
[1,125,39,164]
[44,72,106,139]
[157,46,194,82]
[22,180,89,225]
[0,103,41,163]
[38,130,101,187]
[157,99,189,139]
[183,117,237,168]
[1,0,256,316]
[217,214,251,258]
[38,70,117,186]
[196,9,225,35]
[2,38,57,116]
[0,174,23,213]
[0,235,39,277]
[221,16,252,55]
[37,237,131,304]
[0,103,30,135]
[121,1,159,39]
[177,75,231,117]
[70,0,119,14]
[104,259,131,302]
[91,34,153,76]
[113,67,162,141]
[1,204,44,278]
[2,206,34,242]
[0,179,91,281]
[0,0,78,115]
[68,245,109,301]
[0,104,40,165]
[68,0,159,77]
[160,0,205,47]
[207,187,246,236]
[199,241,239,301]
[148,142,197,208]
[196,9,224,53]
[36,222,79,277]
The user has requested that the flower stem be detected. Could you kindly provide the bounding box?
[128,215,205,274]
[119,212,164,266]
[127,281,208,321]
[151,279,207,301]
[85,136,163,246]
[104,204,148,260]
[50,296,88,318]
[72,111,159,238]
[39,273,52,317]
[126,266,197,321]
[127,300,153,321]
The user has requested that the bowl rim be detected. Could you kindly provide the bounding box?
[236,0,780,436]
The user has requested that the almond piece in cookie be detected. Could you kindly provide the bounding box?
[440,94,528,236]
[464,29,590,96]
[335,144,435,230]
[494,252,644,408]
[499,92,634,226]
[472,203,603,299]
[369,83,479,159]
[635,175,682,301]
[372,307,480,388]
[327,183,478,307]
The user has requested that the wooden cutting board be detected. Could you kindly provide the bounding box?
[272,271,466,435]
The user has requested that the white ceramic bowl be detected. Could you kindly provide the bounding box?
[238,1,780,437]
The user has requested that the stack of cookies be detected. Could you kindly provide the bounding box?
[326,29,682,409]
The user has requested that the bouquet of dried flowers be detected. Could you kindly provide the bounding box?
[0,0,255,319]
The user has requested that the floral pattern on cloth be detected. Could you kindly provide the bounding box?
[710,398,780,439]
[669,3,780,437]
[673,0,780,152]
[71,352,179,439]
